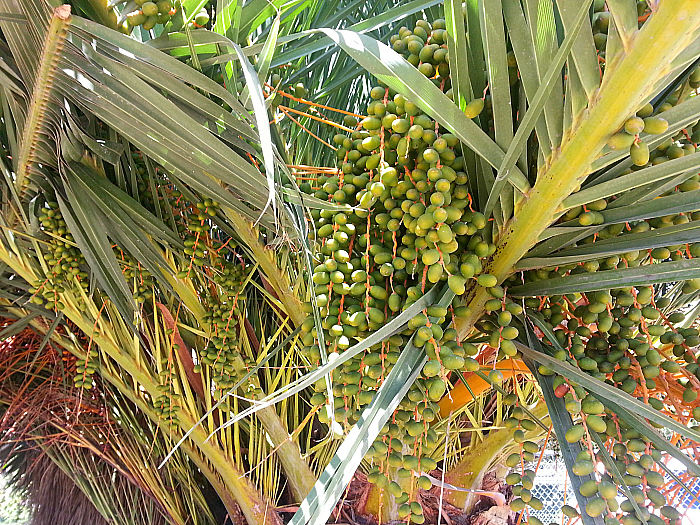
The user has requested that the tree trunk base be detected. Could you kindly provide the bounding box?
[355,469,513,525]
[469,505,514,525]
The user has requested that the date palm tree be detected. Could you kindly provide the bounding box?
[0,1,699,525]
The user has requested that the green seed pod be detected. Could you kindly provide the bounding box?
[464,99,485,118]
[645,470,664,487]
[294,82,307,98]
[578,211,597,226]
[427,263,443,283]
[572,459,595,476]
[520,420,537,433]
[156,0,172,12]
[417,475,432,490]
[501,326,519,340]
[636,103,654,118]
[310,392,326,406]
[643,117,669,134]
[418,62,435,77]
[410,502,423,516]
[362,116,382,130]
[500,339,517,356]
[369,285,387,300]
[448,275,467,295]
[647,325,665,336]
[443,354,464,370]
[423,360,442,377]
[387,481,403,497]
[128,11,148,25]
[579,480,599,497]
[626,462,645,477]
[668,311,685,323]
[630,140,650,166]
[194,9,209,26]
[510,498,526,512]
[661,506,680,520]
[477,274,498,288]
[141,1,158,15]
[585,498,607,517]
[422,249,440,265]
[488,369,504,384]
[464,357,479,371]
[581,396,604,415]
[522,441,539,454]
[142,15,159,30]
[406,421,425,437]
[667,145,685,159]
[485,299,502,311]
[374,472,388,487]
[642,365,660,378]
[624,116,645,135]
[598,481,617,499]
[437,223,453,243]
[562,505,579,518]
[505,453,521,467]
[683,387,698,403]
[608,132,636,150]
[505,473,522,485]
[627,438,646,452]
[427,378,446,401]
[528,496,543,510]
[370,86,386,100]
[645,488,665,507]
[586,415,607,433]
[420,456,437,471]
[565,424,586,443]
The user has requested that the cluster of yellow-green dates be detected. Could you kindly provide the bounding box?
[122,259,155,303]
[591,1,650,55]
[127,0,174,30]
[154,352,182,429]
[30,201,89,311]
[607,105,670,168]
[126,0,210,31]
[499,279,700,525]
[296,16,522,523]
[73,349,99,390]
[176,200,219,278]
[196,259,252,409]
[268,74,307,107]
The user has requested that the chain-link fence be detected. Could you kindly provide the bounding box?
[523,450,576,525]
[510,449,700,525]
[673,475,700,510]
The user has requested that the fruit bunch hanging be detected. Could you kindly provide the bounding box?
[502,281,700,525]
[27,147,263,409]
[293,6,700,523]
[294,16,526,522]
[126,0,175,30]
[125,0,210,31]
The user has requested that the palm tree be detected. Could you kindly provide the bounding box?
[0,1,698,525]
